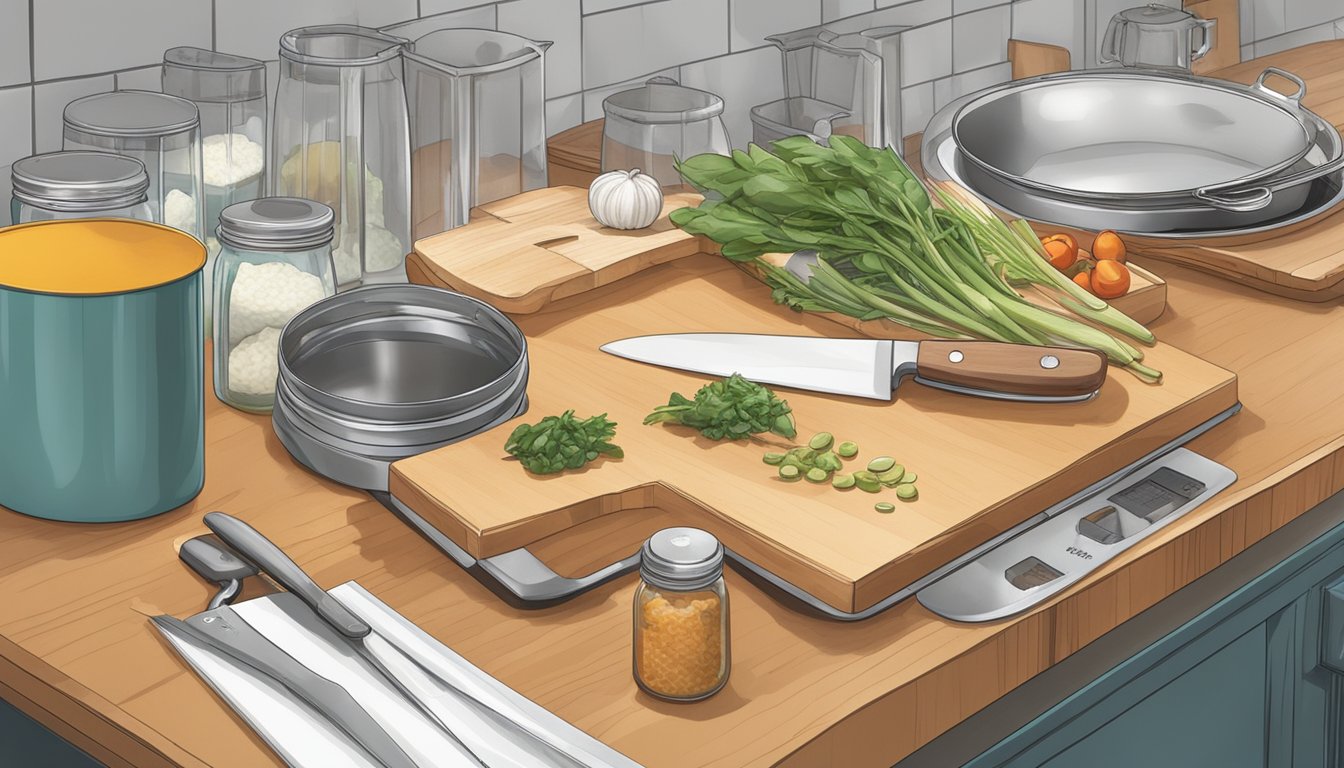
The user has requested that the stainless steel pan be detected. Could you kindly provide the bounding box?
[953,67,1316,212]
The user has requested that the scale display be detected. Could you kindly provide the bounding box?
[1108,467,1206,523]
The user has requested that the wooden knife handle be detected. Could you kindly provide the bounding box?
[914,341,1107,400]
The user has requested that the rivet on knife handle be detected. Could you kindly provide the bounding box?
[203,511,371,638]
[913,341,1107,400]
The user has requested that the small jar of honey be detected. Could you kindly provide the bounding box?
[633,527,730,702]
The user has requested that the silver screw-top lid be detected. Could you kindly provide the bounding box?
[11,151,150,211]
[217,197,335,252]
[640,527,725,591]
[63,90,200,139]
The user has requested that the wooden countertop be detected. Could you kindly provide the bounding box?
[5,43,1344,768]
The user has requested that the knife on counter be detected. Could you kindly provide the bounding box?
[203,512,599,768]
[600,333,1108,403]
[151,612,422,768]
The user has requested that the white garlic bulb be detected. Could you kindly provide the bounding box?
[588,169,664,230]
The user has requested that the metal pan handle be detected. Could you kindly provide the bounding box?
[1196,153,1344,210]
[1191,18,1216,61]
[1252,67,1307,108]
[1192,184,1274,212]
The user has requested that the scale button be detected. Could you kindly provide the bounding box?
[1040,354,1060,369]
[948,350,964,363]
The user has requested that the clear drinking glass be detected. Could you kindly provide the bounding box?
[601,77,731,189]
[62,90,205,241]
[400,28,550,240]
[213,198,337,413]
[273,25,411,289]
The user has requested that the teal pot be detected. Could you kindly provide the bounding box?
[0,219,206,522]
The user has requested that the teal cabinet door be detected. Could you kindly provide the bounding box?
[966,514,1344,768]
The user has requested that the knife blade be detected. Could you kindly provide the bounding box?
[151,611,420,768]
[203,512,593,768]
[599,333,1107,402]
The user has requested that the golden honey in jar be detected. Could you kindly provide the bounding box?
[633,527,730,701]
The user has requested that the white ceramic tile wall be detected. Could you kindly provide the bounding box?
[3,0,1343,228]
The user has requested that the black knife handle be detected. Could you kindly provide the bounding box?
[204,512,370,639]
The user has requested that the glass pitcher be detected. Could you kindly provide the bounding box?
[400,28,550,241]
[273,25,411,289]
[1100,4,1216,71]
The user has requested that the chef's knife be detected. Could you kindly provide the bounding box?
[203,512,593,768]
[600,333,1107,402]
[151,611,420,768]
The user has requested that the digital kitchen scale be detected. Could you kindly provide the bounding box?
[916,448,1236,622]
[379,405,1240,623]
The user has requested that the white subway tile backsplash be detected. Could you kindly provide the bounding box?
[947,59,1009,99]
[0,86,33,167]
[353,0,419,28]
[581,66,679,121]
[499,0,582,96]
[1247,0,1287,40]
[546,93,583,135]
[730,0,820,52]
[0,166,13,227]
[1253,20,1338,57]
[900,20,952,85]
[0,0,30,87]
[932,75,953,108]
[420,0,505,14]
[876,0,953,25]
[953,0,1006,13]
[35,0,211,82]
[679,45,782,149]
[34,74,113,153]
[953,5,1010,72]
[1241,43,1255,59]
[1239,0,1255,44]
[215,0,358,62]
[581,0,728,89]
[583,0,654,12]
[382,7,498,39]
[823,0,876,22]
[899,80,933,136]
[1284,0,1340,35]
[1012,0,1084,70]
[115,66,163,92]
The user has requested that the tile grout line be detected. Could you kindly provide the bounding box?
[28,0,35,156]
[211,0,217,51]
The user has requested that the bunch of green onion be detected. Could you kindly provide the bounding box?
[669,136,1161,382]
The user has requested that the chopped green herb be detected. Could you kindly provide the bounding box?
[805,468,829,483]
[808,432,834,451]
[875,502,896,513]
[762,452,786,465]
[504,411,622,475]
[646,374,796,440]
[779,464,801,481]
[836,441,859,458]
[832,473,856,489]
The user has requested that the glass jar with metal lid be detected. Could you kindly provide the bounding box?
[213,197,336,413]
[162,47,267,252]
[633,527,731,701]
[10,151,153,224]
[62,90,206,242]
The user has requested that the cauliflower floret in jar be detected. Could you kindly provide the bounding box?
[227,261,328,345]
[227,326,284,396]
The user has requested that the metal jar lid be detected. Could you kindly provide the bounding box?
[640,527,725,591]
[11,151,150,211]
[1114,3,1198,25]
[217,197,335,251]
[163,46,267,103]
[63,90,200,139]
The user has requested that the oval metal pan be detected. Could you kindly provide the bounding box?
[951,68,1316,205]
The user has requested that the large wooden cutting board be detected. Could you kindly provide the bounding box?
[391,255,1238,613]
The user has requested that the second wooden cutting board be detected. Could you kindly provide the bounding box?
[391,255,1238,613]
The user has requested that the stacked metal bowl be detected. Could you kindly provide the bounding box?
[922,67,1344,237]
[273,285,528,491]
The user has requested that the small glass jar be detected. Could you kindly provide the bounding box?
[11,151,153,224]
[633,527,731,702]
[213,197,336,413]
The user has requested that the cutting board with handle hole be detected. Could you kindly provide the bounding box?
[391,255,1237,613]
[406,185,1168,324]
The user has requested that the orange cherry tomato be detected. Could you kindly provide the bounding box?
[1072,271,1094,294]
[1041,238,1076,271]
[1092,230,1127,263]
[1091,259,1131,299]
